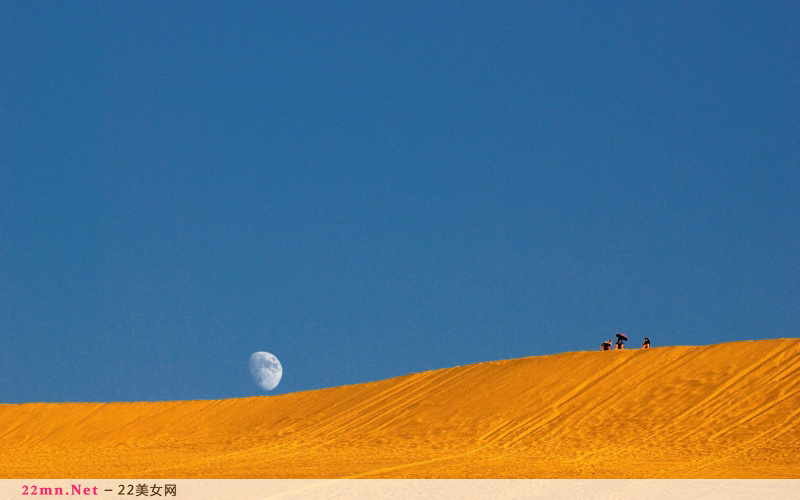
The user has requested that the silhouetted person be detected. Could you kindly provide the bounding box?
[601,340,612,351]
[615,339,625,350]
[642,337,651,349]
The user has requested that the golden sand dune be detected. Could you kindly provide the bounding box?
[1,338,799,478]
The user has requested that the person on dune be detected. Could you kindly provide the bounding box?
[642,337,651,349]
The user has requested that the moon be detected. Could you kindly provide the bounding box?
[249,352,282,391]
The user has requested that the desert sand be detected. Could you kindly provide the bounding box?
[1,338,798,478]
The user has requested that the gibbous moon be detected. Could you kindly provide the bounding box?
[249,352,282,391]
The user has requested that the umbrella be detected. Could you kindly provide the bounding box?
[616,333,628,341]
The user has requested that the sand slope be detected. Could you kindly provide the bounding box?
[1,338,799,478]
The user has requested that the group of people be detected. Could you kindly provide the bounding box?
[601,334,650,350]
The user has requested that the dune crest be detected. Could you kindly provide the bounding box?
[2,338,799,478]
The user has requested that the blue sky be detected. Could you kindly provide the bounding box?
[1,2,797,403]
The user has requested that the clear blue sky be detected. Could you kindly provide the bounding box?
[1,2,798,403]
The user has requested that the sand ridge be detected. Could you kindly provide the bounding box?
[1,338,799,478]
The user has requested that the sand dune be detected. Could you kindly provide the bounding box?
[1,338,799,478]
